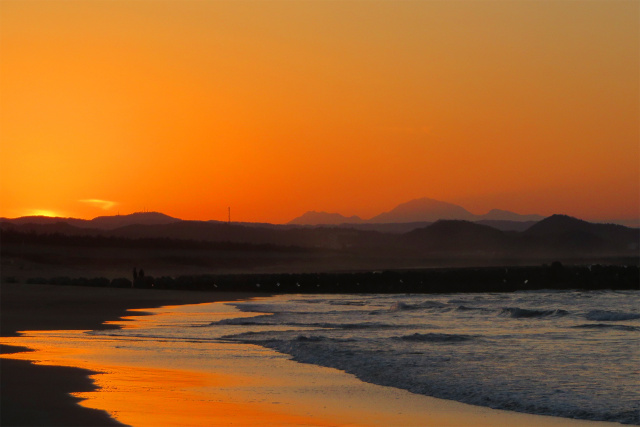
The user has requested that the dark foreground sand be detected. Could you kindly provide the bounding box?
[1,283,256,426]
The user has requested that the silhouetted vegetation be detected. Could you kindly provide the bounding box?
[23,264,639,293]
[0,227,315,253]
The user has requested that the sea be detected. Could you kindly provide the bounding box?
[88,290,640,425]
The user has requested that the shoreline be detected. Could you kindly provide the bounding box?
[0,283,630,426]
[0,282,260,426]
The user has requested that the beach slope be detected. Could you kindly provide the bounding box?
[1,283,253,426]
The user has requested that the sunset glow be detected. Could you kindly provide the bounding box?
[23,209,62,218]
[1,0,638,224]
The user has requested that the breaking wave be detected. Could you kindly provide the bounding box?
[572,323,639,332]
[499,307,569,318]
[585,310,640,322]
[396,332,473,343]
[389,301,449,311]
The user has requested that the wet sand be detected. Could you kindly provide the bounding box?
[0,283,625,427]
[0,283,256,426]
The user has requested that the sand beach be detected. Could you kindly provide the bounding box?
[0,283,253,426]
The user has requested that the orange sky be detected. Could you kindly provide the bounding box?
[1,0,638,224]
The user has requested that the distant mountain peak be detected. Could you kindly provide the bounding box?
[369,197,475,223]
[288,197,546,226]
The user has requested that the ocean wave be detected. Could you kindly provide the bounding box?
[290,298,324,304]
[208,319,264,326]
[218,291,639,425]
[499,307,569,318]
[390,301,449,311]
[231,303,273,313]
[572,324,639,332]
[291,335,358,343]
[328,300,368,306]
[456,305,492,313]
[396,333,472,343]
[295,335,326,342]
[389,302,414,311]
[585,310,640,322]
[312,322,401,330]
[209,316,401,331]
[219,331,282,347]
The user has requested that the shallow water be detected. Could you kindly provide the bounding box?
[139,290,639,425]
[4,290,639,425]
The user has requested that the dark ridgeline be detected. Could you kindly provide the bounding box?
[1,211,638,293]
[2,211,180,229]
[1,213,636,258]
[401,215,640,260]
[403,220,508,252]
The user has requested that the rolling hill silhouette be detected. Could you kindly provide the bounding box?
[89,212,179,229]
[2,212,637,264]
[520,215,639,255]
[1,212,179,230]
[404,220,510,253]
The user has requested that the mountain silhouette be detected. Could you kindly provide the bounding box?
[289,197,543,225]
[369,198,475,223]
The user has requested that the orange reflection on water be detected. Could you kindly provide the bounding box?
[1,334,341,427]
[74,365,333,427]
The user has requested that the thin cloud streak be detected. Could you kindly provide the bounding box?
[79,199,117,210]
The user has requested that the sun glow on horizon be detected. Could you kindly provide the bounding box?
[22,209,63,218]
